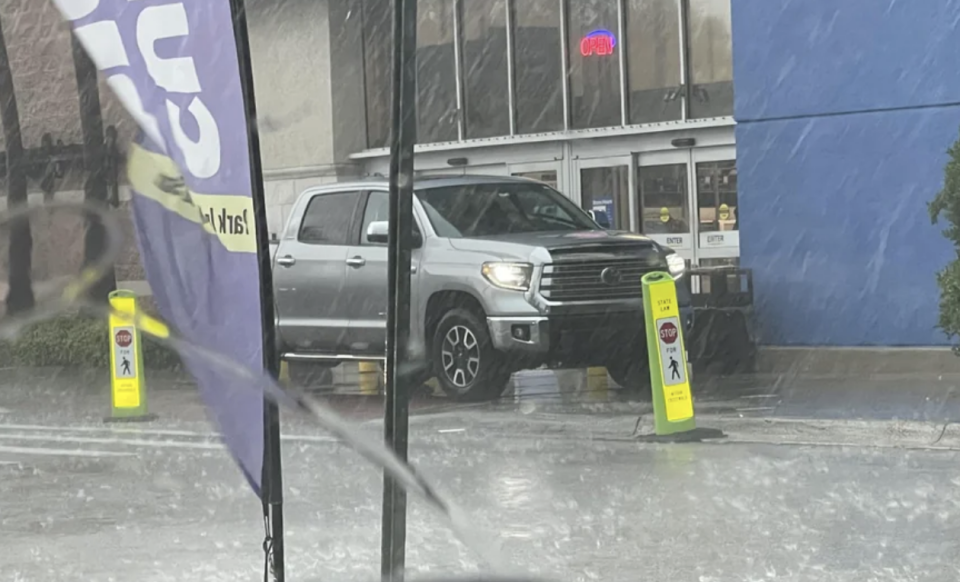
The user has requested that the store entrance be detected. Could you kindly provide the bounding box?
[575,157,632,231]
[402,141,738,268]
[636,146,739,267]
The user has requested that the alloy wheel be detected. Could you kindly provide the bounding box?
[441,325,481,389]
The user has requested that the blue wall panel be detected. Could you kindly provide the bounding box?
[732,0,960,121]
[736,107,957,345]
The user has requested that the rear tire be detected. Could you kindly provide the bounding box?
[432,308,511,402]
[606,356,652,400]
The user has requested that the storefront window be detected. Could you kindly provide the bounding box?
[462,0,510,138]
[512,0,565,134]
[639,164,689,234]
[567,0,622,129]
[625,0,682,124]
[696,161,738,232]
[688,0,733,118]
[362,0,392,149]
[581,166,630,230]
[417,0,459,143]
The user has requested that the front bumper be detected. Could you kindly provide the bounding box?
[487,304,694,365]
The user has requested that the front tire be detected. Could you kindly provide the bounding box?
[432,308,511,402]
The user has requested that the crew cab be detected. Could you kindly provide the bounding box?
[272,175,693,401]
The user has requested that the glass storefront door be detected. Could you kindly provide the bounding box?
[510,162,563,192]
[575,157,633,230]
[637,151,694,262]
[463,163,510,176]
[693,147,739,266]
[512,169,559,189]
[637,146,738,266]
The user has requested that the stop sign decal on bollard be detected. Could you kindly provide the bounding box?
[115,329,133,348]
[659,321,678,345]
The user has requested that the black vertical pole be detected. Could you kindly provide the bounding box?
[0,14,32,314]
[71,31,117,301]
[381,0,418,579]
[678,0,693,118]
[226,2,285,581]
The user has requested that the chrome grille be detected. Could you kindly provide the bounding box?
[540,258,657,301]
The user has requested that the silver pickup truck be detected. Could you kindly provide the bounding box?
[272,175,693,401]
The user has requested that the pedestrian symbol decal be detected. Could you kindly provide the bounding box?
[121,356,132,376]
[668,356,681,380]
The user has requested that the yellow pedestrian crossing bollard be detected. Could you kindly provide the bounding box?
[586,366,609,400]
[358,361,381,395]
[642,272,695,435]
[636,272,723,442]
[105,290,157,423]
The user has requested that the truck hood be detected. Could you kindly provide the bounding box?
[446,230,660,256]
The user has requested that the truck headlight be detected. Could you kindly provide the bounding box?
[482,262,533,291]
[666,253,686,279]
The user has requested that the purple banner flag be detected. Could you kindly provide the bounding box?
[53,0,267,493]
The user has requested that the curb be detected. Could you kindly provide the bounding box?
[405,410,960,450]
[757,346,960,376]
[704,416,960,450]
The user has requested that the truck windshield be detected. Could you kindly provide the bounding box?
[417,182,600,238]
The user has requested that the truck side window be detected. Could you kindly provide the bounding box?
[298,191,360,245]
[361,191,421,246]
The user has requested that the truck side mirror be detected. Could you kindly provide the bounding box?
[367,221,389,244]
[367,220,424,248]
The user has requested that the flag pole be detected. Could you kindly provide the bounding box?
[381,0,418,579]
[226,1,285,581]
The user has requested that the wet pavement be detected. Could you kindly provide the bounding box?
[6,363,960,425]
[291,361,960,423]
[3,366,960,581]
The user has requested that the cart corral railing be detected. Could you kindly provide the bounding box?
[686,266,758,375]
[0,126,146,308]
[0,129,123,203]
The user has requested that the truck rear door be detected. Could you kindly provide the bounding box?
[273,189,362,353]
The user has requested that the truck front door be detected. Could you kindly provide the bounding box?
[342,189,423,356]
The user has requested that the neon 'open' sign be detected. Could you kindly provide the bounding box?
[580,29,616,57]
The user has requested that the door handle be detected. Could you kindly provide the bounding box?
[346,256,366,268]
[277,255,296,267]
[411,265,418,274]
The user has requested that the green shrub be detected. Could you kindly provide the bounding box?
[0,314,181,370]
[930,127,960,351]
